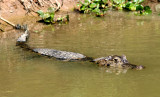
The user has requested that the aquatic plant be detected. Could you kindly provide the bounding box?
[77,0,108,17]
[37,7,69,23]
[77,0,152,16]
[135,6,152,15]
[112,0,126,10]
[37,7,55,23]
[124,0,152,15]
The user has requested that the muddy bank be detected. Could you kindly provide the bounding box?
[0,0,80,18]
[0,0,160,18]
[0,0,82,32]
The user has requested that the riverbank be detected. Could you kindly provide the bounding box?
[0,0,81,31]
[0,0,159,18]
[0,0,80,18]
[0,0,160,32]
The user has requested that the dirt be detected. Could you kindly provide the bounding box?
[0,0,80,18]
[0,0,82,31]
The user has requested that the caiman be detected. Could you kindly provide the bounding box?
[16,29,145,70]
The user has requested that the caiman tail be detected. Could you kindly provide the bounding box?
[16,29,32,50]
[16,28,91,61]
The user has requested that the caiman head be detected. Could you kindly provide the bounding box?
[94,55,145,70]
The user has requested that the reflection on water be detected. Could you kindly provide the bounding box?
[0,12,160,97]
[99,67,128,75]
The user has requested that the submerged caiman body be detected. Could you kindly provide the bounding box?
[32,48,88,61]
[16,30,89,61]
[16,29,145,70]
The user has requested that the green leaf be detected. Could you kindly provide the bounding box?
[43,13,50,19]
[138,0,144,3]
[96,11,105,17]
[122,3,126,7]
[48,7,55,13]
[50,14,54,21]
[87,8,92,11]
[94,0,101,2]
[101,4,106,8]
[89,3,97,8]
[37,10,44,15]
[66,14,69,21]
[84,8,92,13]
[129,3,136,11]
[101,8,108,12]
[96,3,100,8]
[125,2,132,9]
[103,0,108,4]
[144,6,152,14]
[133,0,144,4]
[83,2,89,6]
[57,17,62,21]
[144,6,151,11]
[113,0,120,4]
[113,0,125,4]
[84,0,91,3]
[77,4,81,7]
[136,5,143,11]
[92,8,100,13]
[117,4,123,10]
[80,6,86,11]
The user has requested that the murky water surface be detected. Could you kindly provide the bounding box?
[0,12,160,97]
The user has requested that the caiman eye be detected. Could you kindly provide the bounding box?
[107,64,110,66]
[114,59,118,62]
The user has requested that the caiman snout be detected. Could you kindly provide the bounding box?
[136,65,145,70]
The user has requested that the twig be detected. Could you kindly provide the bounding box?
[61,0,63,7]
[55,0,61,11]
[48,0,55,7]
[37,0,44,7]
[0,16,15,27]
[30,0,40,10]
[0,17,27,30]
[41,0,50,7]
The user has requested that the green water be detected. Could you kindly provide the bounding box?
[0,12,160,97]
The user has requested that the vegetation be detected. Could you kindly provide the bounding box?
[123,0,152,15]
[37,7,69,24]
[77,0,152,16]
[77,0,108,16]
